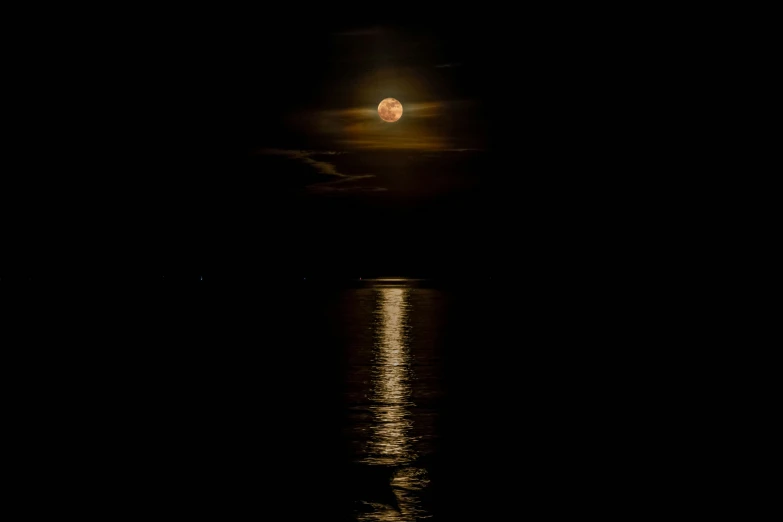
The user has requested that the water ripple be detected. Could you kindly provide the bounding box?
[354,287,430,521]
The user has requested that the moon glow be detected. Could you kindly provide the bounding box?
[378,98,403,122]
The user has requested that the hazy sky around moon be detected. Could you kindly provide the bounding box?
[263,26,487,152]
[286,99,483,151]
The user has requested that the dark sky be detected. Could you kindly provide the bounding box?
[17,11,662,281]
[114,17,507,278]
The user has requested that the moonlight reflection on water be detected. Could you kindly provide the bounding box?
[368,288,413,464]
[356,286,431,521]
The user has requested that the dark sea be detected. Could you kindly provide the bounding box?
[10,276,682,519]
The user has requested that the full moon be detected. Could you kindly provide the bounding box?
[378,98,403,122]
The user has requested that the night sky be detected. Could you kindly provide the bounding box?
[13,10,664,282]
[107,18,504,280]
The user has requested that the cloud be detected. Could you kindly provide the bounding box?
[257,148,384,193]
[306,176,388,193]
[292,100,476,151]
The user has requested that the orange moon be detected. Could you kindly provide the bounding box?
[378,98,403,122]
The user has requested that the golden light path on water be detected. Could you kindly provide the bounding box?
[359,287,430,522]
[369,288,411,462]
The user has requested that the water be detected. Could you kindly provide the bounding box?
[214,277,492,520]
[15,276,658,519]
[340,284,445,520]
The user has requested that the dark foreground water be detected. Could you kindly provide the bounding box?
[10,277,683,519]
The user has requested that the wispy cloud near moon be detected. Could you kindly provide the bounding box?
[257,149,386,193]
